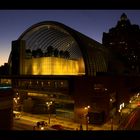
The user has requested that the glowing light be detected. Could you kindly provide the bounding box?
[119,102,124,110]
[84,105,90,110]
[87,106,90,109]
[41,127,44,130]
[46,101,52,107]
[137,102,140,106]
[24,57,85,75]
[104,88,107,91]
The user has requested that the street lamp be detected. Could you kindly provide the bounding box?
[118,103,124,124]
[46,101,52,125]
[84,105,90,130]
[13,94,20,111]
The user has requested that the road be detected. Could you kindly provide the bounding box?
[12,113,75,130]
[118,107,140,130]
[13,93,140,131]
[13,119,35,130]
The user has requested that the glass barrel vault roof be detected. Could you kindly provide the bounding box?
[19,23,82,60]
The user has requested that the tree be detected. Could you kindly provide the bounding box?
[47,46,54,56]
[25,49,32,58]
[32,50,37,58]
[36,48,43,57]
[54,48,59,57]
[32,48,43,58]
[64,51,70,59]
[59,50,64,58]
[26,49,32,54]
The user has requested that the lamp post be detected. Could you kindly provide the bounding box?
[13,93,20,111]
[46,101,52,125]
[118,103,124,124]
[84,105,90,130]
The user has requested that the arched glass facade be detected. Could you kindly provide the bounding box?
[9,21,112,123]
[19,23,85,75]
[9,21,109,76]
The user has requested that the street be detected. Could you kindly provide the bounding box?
[118,107,140,130]
[12,113,75,130]
[12,92,140,131]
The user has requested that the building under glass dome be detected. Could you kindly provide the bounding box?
[9,21,109,77]
[9,21,123,124]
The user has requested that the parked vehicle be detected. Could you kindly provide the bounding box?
[13,111,21,119]
[36,121,48,128]
[51,124,64,130]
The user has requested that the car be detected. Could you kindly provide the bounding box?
[51,124,64,130]
[33,125,45,131]
[137,102,140,107]
[13,111,21,120]
[36,121,48,128]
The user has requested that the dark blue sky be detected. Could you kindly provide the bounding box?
[0,10,140,66]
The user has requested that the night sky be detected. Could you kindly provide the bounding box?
[0,10,140,66]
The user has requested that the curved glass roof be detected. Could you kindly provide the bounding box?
[9,21,109,76]
[19,24,82,59]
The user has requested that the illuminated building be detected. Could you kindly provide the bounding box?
[10,21,108,76]
[8,21,112,124]
[8,20,137,124]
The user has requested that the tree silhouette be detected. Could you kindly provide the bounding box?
[26,49,32,54]
[26,49,32,58]
[32,50,37,58]
[32,48,43,58]
[54,48,59,57]
[64,51,70,59]
[59,50,64,58]
[47,46,54,56]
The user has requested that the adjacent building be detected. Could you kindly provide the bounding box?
[103,13,140,74]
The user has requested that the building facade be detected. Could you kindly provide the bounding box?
[8,21,114,124]
[8,20,140,125]
[103,13,140,74]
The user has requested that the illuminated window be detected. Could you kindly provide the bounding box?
[47,81,51,86]
[54,82,57,88]
[60,81,64,87]
[29,81,32,85]
[41,82,44,86]
[109,42,113,45]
